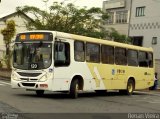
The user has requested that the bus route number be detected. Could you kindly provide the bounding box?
[30,63,38,69]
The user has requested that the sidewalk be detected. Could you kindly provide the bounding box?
[0,69,11,81]
[0,76,10,81]
[135,88,160,97]
[140,88,160,92]
[0,101,20,113]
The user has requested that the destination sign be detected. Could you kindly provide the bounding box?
[16,32,53,42]
[29,34,44,40]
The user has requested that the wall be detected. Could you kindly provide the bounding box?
[0,14,29,60]
[129,0,160,79]
[103,0,132,35]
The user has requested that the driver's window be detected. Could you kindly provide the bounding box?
[54,41,70,66]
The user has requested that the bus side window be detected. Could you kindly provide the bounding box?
[101,45,114,64]
[86,43,100,63]
[74,41,85,62]
[148,52,153,68]
[138,51,148,67]
[128,49,138,66]
[115,47,127,65]
[54,41,70,67]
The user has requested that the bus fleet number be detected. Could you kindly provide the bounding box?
[30,63,38,69]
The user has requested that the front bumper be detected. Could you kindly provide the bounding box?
[11,79,52,91]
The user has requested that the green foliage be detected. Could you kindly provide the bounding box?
[1,20,16,69]
[17,2,109,39]
[16,3,130,43]
[1,20,16,44]
[3,54,12,69]
[107,28,131,43]
[0,61,3,69]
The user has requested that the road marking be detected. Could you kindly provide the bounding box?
[0,84,5,86]
[147,100,160,104]
[0,81,11,86]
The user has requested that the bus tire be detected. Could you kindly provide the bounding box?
[36,90,44,97]
[119,80,134,95]
[70,79,79,99]
[126,80,134,95]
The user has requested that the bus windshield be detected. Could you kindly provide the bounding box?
[13,43,52,70]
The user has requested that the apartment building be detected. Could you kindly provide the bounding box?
[102,0,132,35]
[129,0,160,77]
[103,0,160,78]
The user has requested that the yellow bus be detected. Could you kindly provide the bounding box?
[11,31,154,98]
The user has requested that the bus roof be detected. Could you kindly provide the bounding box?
[18,30,153,52]
[55,31,153,52]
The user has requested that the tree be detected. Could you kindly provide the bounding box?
[107,28,131,43]
[16,2,109,39]
[1,20,16,69]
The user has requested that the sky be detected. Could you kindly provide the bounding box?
[0,0,105,16]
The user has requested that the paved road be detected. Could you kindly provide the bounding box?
[0,80,160,119]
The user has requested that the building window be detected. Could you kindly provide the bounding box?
[152,37,157,45]
[116,10,128,24]
[106,12,114,24]
[136,7,145,17]
[131,36,143,46]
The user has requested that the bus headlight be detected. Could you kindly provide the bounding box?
[12,73,20,81]
[39,75,47,82]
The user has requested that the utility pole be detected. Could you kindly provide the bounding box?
[128,0,133,38]
[43,0,49,12]
[42,0,49,25]
[60,0,70,5]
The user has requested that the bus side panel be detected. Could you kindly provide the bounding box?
[127,67,154,89]
[86,63,112,90]
[52,39,94,91]
[111,65,128,89]
[52,62,95,91]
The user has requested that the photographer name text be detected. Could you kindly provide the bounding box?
[128,113,160,119]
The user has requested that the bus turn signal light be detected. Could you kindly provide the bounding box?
[40,84,48,88]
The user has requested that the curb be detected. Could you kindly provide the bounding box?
[135,90,160,96]
[135,88,160,95]
[0,76,10,81]
[140,88,160,92]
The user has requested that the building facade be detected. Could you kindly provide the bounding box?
[103,0,160,78]
[0,12,33,60]
[129,0,160,78]
[102,0,132,35]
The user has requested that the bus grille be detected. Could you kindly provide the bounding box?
[20,78,38,81]
[17,72,41,77]
[20,78,29,81]
[22,83,35,87]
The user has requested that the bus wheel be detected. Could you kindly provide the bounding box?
[119,80,134,95]
[126,80,134,95]
[70,79,79,99]
[36,90,44,97]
